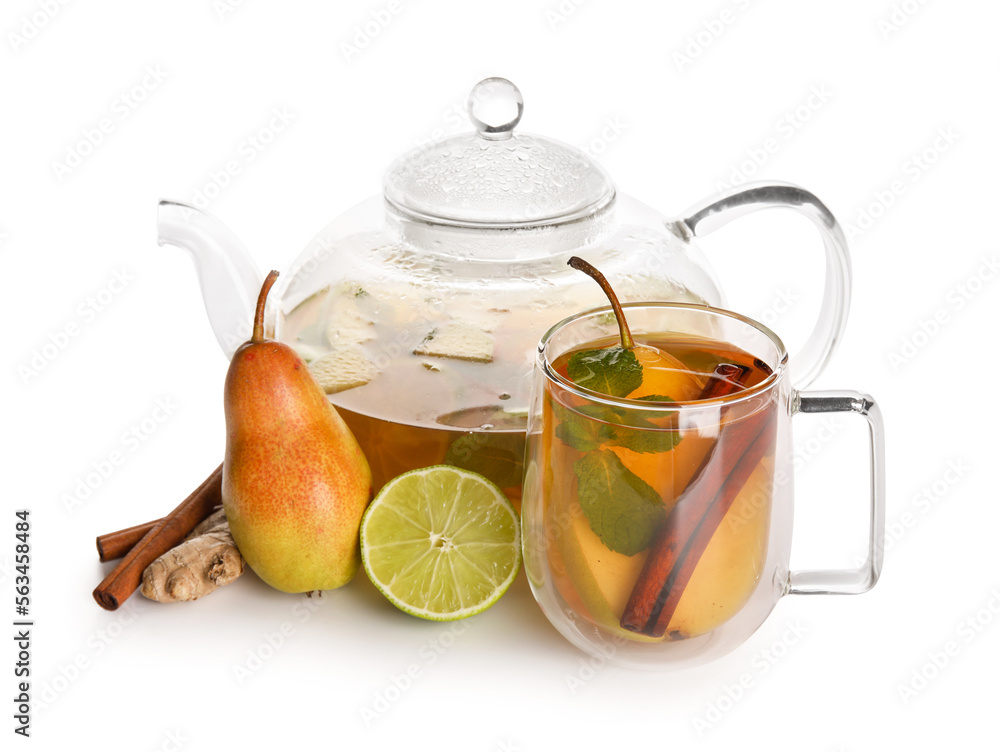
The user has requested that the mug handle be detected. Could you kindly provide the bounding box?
[788,390,886,595]
[677,182,851,389]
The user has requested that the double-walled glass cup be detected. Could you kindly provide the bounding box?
[521,304,885,669]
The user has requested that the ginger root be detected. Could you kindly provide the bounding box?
[140,508,244,603]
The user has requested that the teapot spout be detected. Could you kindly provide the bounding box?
[157,200,263,359]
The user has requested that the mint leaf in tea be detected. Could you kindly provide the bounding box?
[566,346,642,398]
[573,449,665,556]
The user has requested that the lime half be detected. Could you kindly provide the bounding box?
[360,465,521,621]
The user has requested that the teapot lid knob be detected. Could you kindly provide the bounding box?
[467,77,523,141]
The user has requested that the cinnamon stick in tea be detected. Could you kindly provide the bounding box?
[620,362,775,637]
[695,363,752,402]
[96,519,161,563]
[93,464,223,610]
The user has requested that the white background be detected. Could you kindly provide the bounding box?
[4,0,998,749]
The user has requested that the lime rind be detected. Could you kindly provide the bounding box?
[360,465,521,621]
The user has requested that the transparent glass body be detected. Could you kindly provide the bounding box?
[157,78,853,498]
[521,304,885,669]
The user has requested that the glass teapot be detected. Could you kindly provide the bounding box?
[157,78,850,499]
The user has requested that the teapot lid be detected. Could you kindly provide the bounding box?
[383,78,615,229]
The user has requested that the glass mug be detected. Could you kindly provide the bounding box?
[521,303,885,669]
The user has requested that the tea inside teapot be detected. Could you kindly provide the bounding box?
[279,207,715,503]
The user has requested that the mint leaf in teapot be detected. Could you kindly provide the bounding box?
[573,449,665,556]
[566,346,642,398]
[444,432,525,489]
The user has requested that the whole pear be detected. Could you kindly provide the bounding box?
[223,270,372,592]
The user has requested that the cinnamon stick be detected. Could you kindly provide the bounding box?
[620,362,774,637]
[697,363,752,401]
[96,519,161,562]
[93,464,223,610]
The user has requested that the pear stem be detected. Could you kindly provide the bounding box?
[253,270,280,343]
[568,256,634,350]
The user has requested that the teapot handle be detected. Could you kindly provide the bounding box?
[677,181,850,389]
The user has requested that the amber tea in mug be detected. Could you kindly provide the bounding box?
[521,304,885,669]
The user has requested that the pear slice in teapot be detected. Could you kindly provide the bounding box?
[309,345,378,394]
[414,322,495,363]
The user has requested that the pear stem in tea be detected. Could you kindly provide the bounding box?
[252,270,280,343]
[567,256,634,350]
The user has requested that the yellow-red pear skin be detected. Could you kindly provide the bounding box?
[223,339,372,593]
